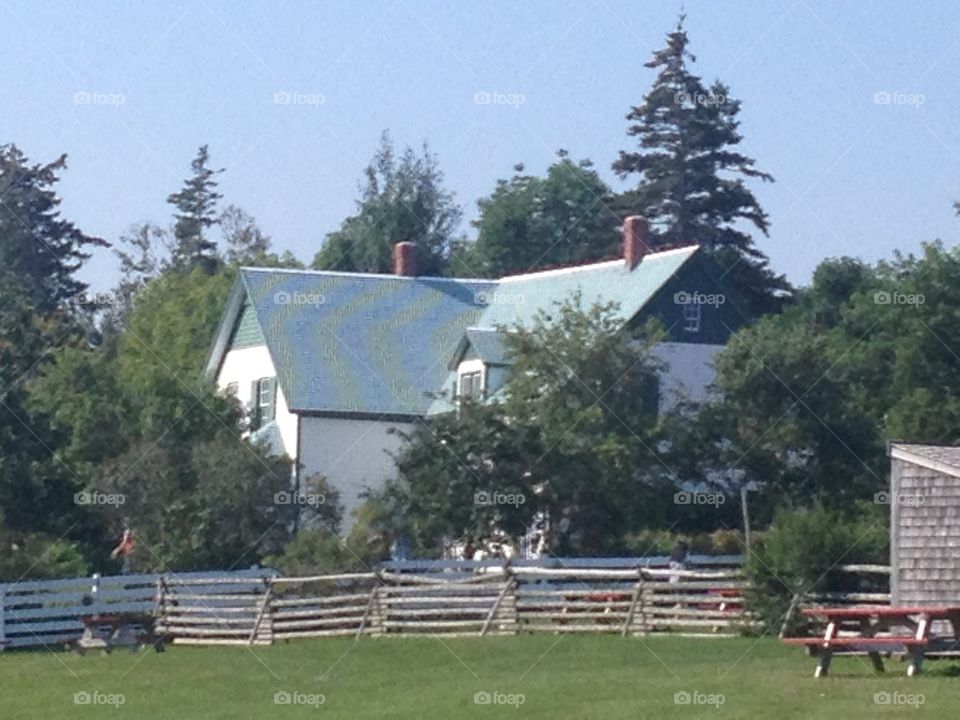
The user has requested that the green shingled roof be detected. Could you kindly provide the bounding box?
[229,299,265,348]
[205,246,699,417]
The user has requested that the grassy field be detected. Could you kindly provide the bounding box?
[4,635,960,718]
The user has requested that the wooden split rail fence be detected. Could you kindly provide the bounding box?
[1,557,765,649]
[158,557,753,646]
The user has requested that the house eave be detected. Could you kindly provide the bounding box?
[889,443,960,480]
[291,408,420,423]
[202,276,247,381]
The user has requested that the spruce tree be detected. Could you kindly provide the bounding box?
[167,145,223,271]
[613,16,789,315]
[0,144,107,313]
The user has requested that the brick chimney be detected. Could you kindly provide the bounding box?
[622,215,650,270]
[393,241,417,277]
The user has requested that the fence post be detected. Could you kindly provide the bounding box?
[622,569,645,637]
[481,562,514,637]
[153,576,163,617]
[356,572,381,639]
[779,591,803,640]
[375,571,387,636]
[0,584,5,651]
[249,578,273,645]
[91,572,101,611]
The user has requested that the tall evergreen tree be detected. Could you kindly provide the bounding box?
[0,145,103,538]
[613,16,788,315]
[167,144,223,272]
[0,144,107,313]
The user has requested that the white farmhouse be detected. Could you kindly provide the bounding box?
[204,218,743,525]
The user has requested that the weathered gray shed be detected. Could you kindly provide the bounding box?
[889,443,960,606]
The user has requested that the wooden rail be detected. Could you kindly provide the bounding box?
[0,569,270,650]
[0,557,767,649]
[148,559,754,644]
[780,564,892,638]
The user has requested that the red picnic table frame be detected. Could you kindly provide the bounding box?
[783,606,960,677]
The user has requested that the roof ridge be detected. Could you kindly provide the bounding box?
[238,243,698,284]
[497,245,699,282]
[239,266,499,284]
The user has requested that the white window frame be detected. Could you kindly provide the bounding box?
[258,379,274,413]
[459,371,483,399]
[682,302,702,333]
[456,359,486,401]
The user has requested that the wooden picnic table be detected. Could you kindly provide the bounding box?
[783,605,960,677]
[74,612,162,654]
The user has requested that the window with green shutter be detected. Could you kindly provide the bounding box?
[249,377,277,430]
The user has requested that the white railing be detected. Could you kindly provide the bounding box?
[0,569,270,651]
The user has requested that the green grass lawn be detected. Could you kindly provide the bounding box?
[3,635,960,719]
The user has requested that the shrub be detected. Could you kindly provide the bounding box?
[0,527,88,581]
[262,528,353,577]
[744,503,888,634]
[622,528,748,557]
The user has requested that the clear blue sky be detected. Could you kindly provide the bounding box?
[4,0,959,291]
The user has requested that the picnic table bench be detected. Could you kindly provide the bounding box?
[74,612,163,654]
[783,605,960,677]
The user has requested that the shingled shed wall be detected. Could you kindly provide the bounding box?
[889,443,960,606]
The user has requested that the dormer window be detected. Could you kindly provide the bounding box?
[459,370,483,399]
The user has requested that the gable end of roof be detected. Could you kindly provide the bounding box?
[889,443,960,479]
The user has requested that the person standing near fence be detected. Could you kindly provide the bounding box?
[110,521,135,574]
[668,541,688,583]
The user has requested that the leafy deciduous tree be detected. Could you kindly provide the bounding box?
[452,152,619,277]
[312,132,462,276]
